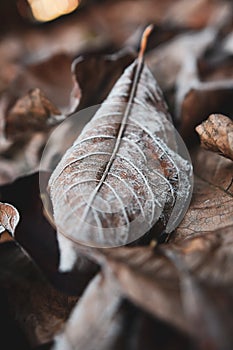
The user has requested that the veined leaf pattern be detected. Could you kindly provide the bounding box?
[49,27,192,248]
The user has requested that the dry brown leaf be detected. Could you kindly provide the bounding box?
[6,88,62,139]
[191,147,233,196]
[0,172,98,296]
[173,146,233,245]
[174,176,233,240]
[0,61,68,184]
[84,238,233,350]
[0,56,71,185]
[72,49,135,111]
[10,54,74,114]
[145,16,233,145]
[0,241,77,347]
[90,246,187,333]
[52,272,191,350]
[179,82,233,144]
[196,113,233,161]
[0,201,19,236]
[172,28,233,143]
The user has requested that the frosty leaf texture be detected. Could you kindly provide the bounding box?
[49,56,193,248]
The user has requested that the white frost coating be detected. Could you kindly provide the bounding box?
[163,145,193,232]
[57,233,77,272]
[49,57,193,249]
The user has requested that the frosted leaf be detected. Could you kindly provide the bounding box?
[45,57,193,249]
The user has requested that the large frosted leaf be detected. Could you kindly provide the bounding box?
[48,43,192,251]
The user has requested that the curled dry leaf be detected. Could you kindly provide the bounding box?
[0,201,19,236]
[48,27,192,270]
[179,80,233,143]
[6,88,62,139]
[72,49,135,111]
[196,113,233,161]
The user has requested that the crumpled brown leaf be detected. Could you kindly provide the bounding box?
[196,113,233,161]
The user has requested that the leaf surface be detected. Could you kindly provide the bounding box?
[49,30,192,252]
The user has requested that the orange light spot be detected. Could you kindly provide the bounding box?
[28,0,79,22]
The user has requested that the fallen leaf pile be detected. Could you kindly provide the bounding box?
[0,1,233,350]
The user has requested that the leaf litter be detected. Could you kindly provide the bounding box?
[0,1,233,349]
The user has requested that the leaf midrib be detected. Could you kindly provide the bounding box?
[79,57,144,226]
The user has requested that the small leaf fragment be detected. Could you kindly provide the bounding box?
[196,114,233,161]
[0,202,20,235]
